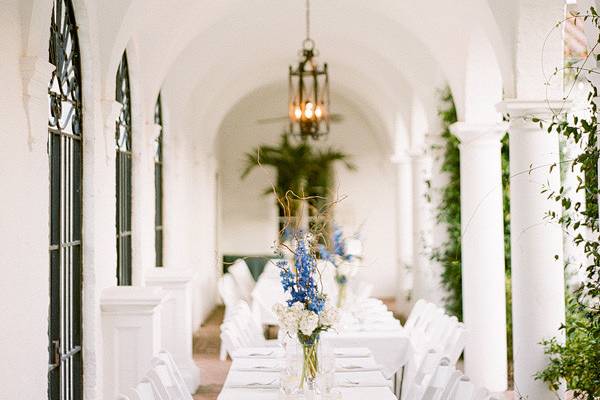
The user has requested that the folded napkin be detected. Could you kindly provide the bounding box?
[224,370,280,389]
[231,358,283,372]
[230,347,283,359]
[335,371,390,388]
[335,357,380,372]
[217,388,280,400]
[333,347,371,358]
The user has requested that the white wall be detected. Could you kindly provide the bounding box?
[217,84,398,297]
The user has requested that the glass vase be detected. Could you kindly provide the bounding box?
[300,335,320,393]
[336,282,347,308]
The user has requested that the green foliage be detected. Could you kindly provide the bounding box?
[537,77,600,398]
[430,87,463,319]
[241,133,355,234]
[535,296,600,399]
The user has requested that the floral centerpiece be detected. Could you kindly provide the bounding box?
[319,226,362,307]
[273,235,340,391]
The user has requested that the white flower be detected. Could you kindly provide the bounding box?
[298,309,319,336]
[319,304,340,327]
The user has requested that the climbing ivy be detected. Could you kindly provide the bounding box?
[533,83,600,400]
[430,87,462,319]
[528,9,600,398]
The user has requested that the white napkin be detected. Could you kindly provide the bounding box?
[335,357,380,372]
[224,370,280,389]
[231,358,284,372]
[335,371,390,388]
[230,347,283,359]
[333,347,371,358]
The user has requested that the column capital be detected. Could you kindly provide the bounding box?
[450,122,507,146]
[496,99,571,118]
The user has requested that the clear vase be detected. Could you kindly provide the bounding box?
[337,282,347,308]
[300,336,320,394]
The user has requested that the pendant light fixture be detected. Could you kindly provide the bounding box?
[288,0,330,140]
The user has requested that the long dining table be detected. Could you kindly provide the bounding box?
[218,346,398,399]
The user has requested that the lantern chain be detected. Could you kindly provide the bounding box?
[306,0,310,41]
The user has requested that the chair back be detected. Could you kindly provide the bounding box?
[126,379,162,400]
[146,364,180,400]
[228,259,255,301]
[218,273,241,308]
[152,351,193,399]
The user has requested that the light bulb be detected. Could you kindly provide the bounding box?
[315,105,322,119]
[294,106,302,120]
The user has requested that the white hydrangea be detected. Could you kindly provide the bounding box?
[319,303,340,327]
[298,309,319,336]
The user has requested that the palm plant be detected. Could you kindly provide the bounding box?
[241,133,355,239]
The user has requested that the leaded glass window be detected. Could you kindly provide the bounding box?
[48,0,83,398]
[154,94,164,267]
[115,53,132,285]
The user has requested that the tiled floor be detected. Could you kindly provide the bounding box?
[192,306,231,400]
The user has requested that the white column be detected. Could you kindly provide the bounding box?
[146,268,200,392]
[392,153,413,316]
[410,148,433,304]
[101,287,166,399]
[450,122,508,392]
[498,100,566,400]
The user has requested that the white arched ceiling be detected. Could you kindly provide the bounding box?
[159,4,450,155]
[69,0,516,140]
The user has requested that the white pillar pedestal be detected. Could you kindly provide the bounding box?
[498,100,566,400]
[101,286,166,400]
[410,148,433,305]
[392,153,413,316]
[450,122,508,392]
[146,268,200,392]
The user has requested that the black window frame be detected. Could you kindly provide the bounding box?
[48,0,84,398]
[115,52,133,286]
[154,94,164,267]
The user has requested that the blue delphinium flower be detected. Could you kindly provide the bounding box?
[278,237,325,315]
[333,227,345,257]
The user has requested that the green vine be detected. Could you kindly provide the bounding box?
[528,8,600,398]
[430,87,463,319]
[534,83,600,399]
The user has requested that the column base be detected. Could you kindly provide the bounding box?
[146,267,199,393]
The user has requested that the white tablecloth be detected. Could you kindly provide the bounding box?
[219,352,396,399]
[217,387,397,400]
[322,330,410,379]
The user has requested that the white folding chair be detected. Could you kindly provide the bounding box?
[448,376,476,400]
[228,259,255,302]
[146,364,181,400]
[444,323,467,365]
[220,325,245,358]
[218,273,242,309]
[405,299,428,332]
[152,351,193,399]
[125,379,162,400]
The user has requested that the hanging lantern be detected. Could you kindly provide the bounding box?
[288,0,330,140]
